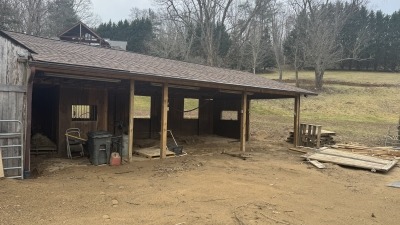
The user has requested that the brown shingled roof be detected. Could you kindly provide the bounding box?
[1,30,315,96]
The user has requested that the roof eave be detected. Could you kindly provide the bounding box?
[0,30,37,54]
[29,61,316,97]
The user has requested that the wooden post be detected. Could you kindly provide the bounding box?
[160,84,168,159]
[25,66,35,174]
[299,123,306,146]
[128,80,135,162]
[246,99,250,141]
[293,96,300,147]
[240,92,247,152]
[316,125,322,148]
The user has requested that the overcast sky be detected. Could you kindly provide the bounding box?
[91,0,400,23]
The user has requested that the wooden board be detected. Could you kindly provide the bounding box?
[0,150,4,178]
[303,149,398,172]
[31,147,57,155]
[135,147,175,158]
[308,160,326,169]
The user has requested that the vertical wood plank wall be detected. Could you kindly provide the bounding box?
[213,97,241,139]
[57,87,108,155]
[0,37,30,176]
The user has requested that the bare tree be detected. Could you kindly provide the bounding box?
[156,0,272,66]
[0,0,21,30]
[299,0,366,90]
[149,16,192,61]
[270,0,288,81]
[285,0,308,87]
[19,0,48,35]
[247,22,265,74]
[155,0,235,66]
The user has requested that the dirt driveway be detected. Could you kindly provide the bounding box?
[1,139,399,225]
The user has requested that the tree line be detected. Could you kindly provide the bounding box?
[95,1,400,89]
[1,0,399,89]
[0,0,98,37]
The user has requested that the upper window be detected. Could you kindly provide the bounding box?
[72,105,97,121]
[184,98,199,119]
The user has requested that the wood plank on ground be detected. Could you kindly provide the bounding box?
[320,149,390,164]
[302,149,398,172]
[309,160,326,169]
[289,147,316,154]
[0,150,4,178]
[135,147,175,158]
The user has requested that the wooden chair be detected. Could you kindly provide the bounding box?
[65,128,85,159]
[384,125,400,148]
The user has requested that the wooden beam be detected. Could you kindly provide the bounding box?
[128,80,135,162]
[25,67,35,174]
[160,84,168,159]
[240,92,247,152]
[246,99,250,141]
[0,84,27,93]
[293,96,301,147]
[32,62,314,98]
[316,125,322,148]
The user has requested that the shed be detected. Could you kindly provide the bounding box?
[0,30,316,178]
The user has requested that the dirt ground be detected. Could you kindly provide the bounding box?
[1,136,400,225]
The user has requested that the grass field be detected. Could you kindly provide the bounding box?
[253,70,400,146]
[262,70,400,84]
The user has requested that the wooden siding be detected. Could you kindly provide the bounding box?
[213,98,241,139]
[57,87,108,155]
[0,36,29,176]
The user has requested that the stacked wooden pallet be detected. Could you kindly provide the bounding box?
[31,133,57,155]
[331,143,400,159]
[287,129,336,146]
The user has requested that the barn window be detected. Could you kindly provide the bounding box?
[134,96,151,118]
[184,98,199,119]
[221,110,238,121]
[72,105,97,121]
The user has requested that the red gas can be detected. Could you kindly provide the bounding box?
[110,152,121,166]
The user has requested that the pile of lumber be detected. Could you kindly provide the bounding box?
[331,143,400,160]
[289,145,399,172]
[303,148,398,172]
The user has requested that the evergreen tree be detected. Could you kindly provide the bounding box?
[126,18,153,53]
[387,11,400,71]
[46,0,79,36]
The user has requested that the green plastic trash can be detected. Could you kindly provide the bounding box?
[87,131,112,165]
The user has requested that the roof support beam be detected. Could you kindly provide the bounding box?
[240,92,248,152]
[128,80,135,162]
[30,62,312,98]
[160,83,168,159]
[25,66,36,175]
[293,96,301,147]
